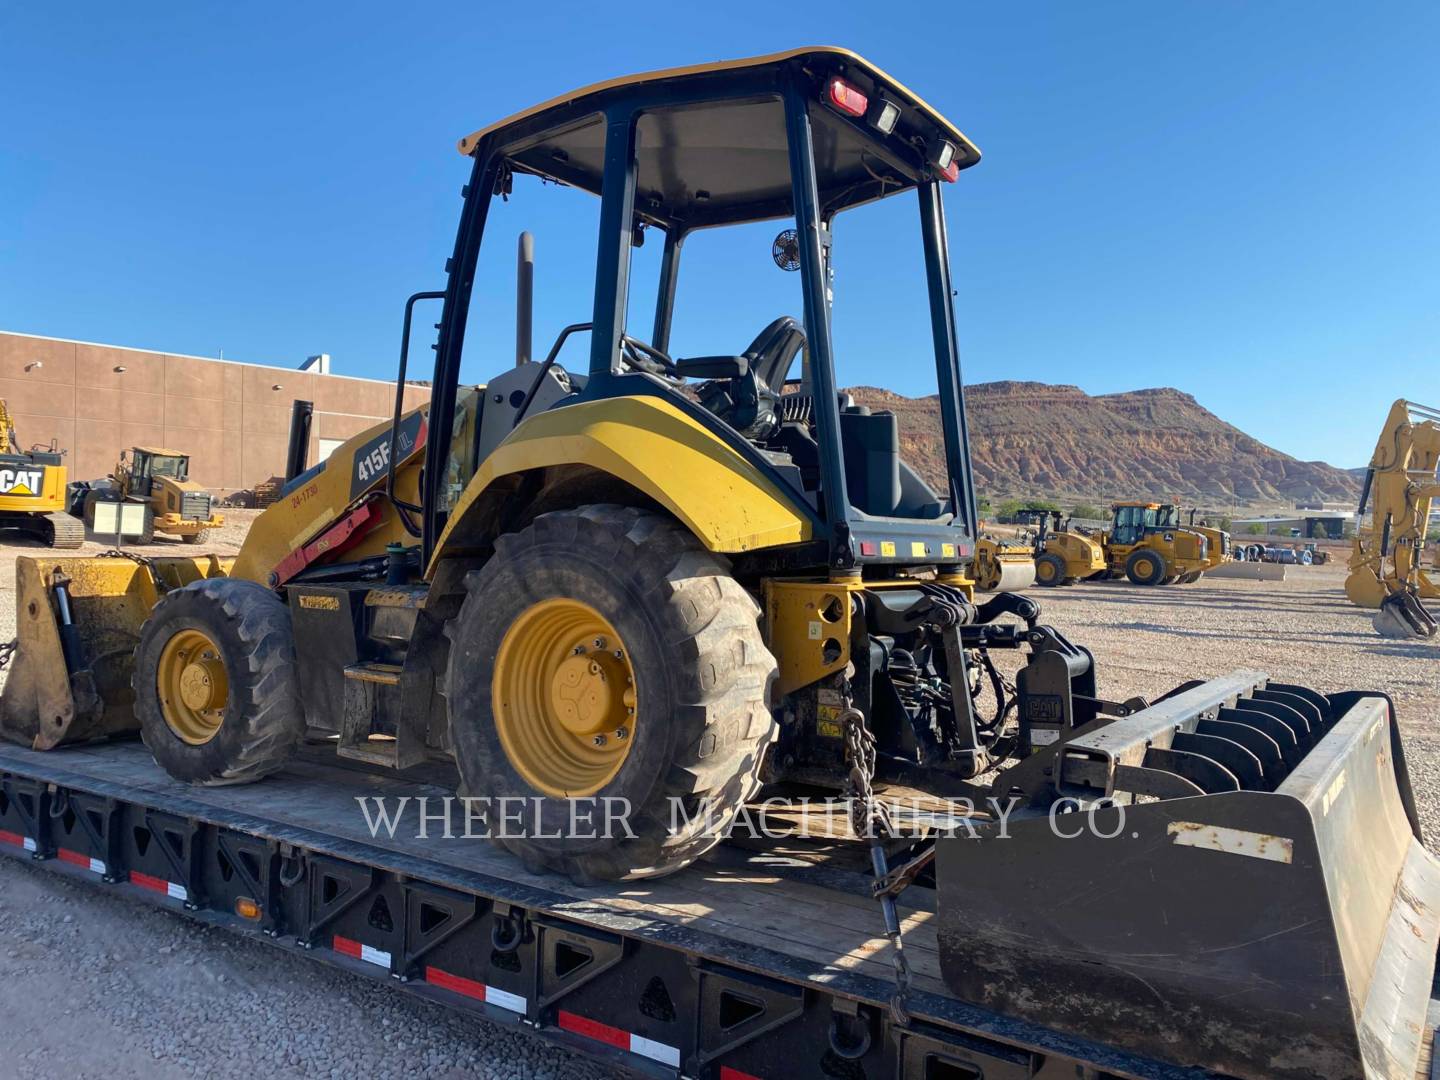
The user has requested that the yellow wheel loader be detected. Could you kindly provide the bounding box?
[84,446,224,544]
[1155,502,1230,583]
[0,400,82,548]
[1094,500,1210,585]
[1,49,1436,1078]
[1345,399,1439,637]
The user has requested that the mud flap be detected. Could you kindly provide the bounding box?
[0,555,232,749]
[936,693,1440,1080]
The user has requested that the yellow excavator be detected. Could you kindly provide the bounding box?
[0,400,82,548]
[1345,399,1438,638]
[0,49,1435,1078]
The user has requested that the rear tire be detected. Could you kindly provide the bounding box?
[444,505,777,882]
[1125,549,1167,586]
[1034,553,1067,587]
[132,578,304,785]
[182,529,208,545]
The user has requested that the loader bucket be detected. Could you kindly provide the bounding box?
[0,554,232,749]
[937,674,1440,1080]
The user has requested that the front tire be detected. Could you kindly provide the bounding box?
[1034,553,1067,587]
[444,505,777,882]
[133,578,304,784]
[1125,549,1168,586]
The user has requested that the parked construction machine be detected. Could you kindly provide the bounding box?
[0,399,82,548]
[1345,398,1438,637]
[970,534,1036,591]
[1026,509,1105,586]
[1094,500,1210,584]
[83,446,224,544]
[0,50,1435,1079]
[1158,502,1230,581]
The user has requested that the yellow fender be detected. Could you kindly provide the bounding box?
[430,395,812,571]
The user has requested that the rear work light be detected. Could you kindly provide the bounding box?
[825,77,868,118]
[870,98,901,135]
[931,138,960,182]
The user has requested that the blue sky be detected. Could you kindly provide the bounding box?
[2,3,1437,468]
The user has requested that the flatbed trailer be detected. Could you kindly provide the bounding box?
[4,736,1395,1080]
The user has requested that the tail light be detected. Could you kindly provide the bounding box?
[825,77,868,118]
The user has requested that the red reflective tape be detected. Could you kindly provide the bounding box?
[426,965,486,1001]
[557,1010,630,1052]
[0,830,23,847]
[130,870,168,894]
[57,848,89,868]
[721,1068,764,1080]
[332,934,362,959]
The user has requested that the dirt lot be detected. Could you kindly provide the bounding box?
[0,530,1434,1077]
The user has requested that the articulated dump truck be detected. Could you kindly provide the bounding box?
[1,49,1435,1080]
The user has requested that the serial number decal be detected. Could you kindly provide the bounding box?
[298,594,341,611]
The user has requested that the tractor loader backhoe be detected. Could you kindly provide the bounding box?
[1,49,1435,1079]
[1345,398,1439,638]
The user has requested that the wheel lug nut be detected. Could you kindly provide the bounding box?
[592,734,607,746]
[613,650,623,660]
[593,637,606,649]
[614,727,628,740]
[572,645,585,655]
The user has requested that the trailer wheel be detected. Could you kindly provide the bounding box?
[1033,553,1066,587]
[444,505,777,882]
[132,578,304,785]
[1125,549,1167,586]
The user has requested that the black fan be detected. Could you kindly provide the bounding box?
[771,228,800,271]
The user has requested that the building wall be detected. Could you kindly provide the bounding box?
[0,331,430,491]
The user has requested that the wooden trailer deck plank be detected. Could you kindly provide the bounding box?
[0,740,947,996]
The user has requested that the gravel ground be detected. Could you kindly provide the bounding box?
[0,529,1434,1077]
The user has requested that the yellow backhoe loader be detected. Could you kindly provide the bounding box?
[1094,500,1210,585]
[84,446,224,544]
[1345,399,1438,637]
[0,400,82,548]
[0,50,1435,1078]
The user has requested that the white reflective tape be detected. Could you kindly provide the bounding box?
[1168,821,1294,864]
[89,857,106,875]
[485,986,526,1014]
[630,1034,680,1067]
[22,837,36,852]
[167,881,188,901]
[1322,771,1347,817]
[360,944,391,969]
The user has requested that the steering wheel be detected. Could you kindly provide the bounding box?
[620,335,680,378]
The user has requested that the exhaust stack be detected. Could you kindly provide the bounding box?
[285,399,313,482]
[516,231,533,367]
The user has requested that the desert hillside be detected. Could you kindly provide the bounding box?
[847,381,1359,506]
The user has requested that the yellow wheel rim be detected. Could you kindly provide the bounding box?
[1037,560,1058,583]
[492,598,637,798]
[1141,556,1159,579]
[157,628,229,745]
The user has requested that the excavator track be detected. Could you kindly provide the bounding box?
[43,512,84,549]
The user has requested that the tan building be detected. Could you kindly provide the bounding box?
[0,331,429,492]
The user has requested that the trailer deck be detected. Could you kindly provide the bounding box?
[0,738,1433,1079]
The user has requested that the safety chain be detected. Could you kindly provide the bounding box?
[98,548,168,593]
[840,698,914,1028]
